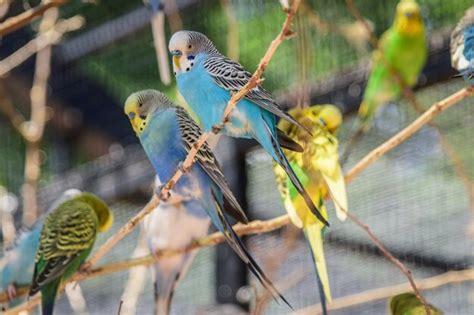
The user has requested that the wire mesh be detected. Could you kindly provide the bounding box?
[1,0,473,314]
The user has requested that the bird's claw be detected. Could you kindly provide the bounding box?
[7,284,17,301]
[79,263,92,275]
[156,184,171,201]
[212,124,224,134]
[178,162,190,174]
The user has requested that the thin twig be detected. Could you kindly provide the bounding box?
[21,6,58,226]
[0,16,85,77]
[293,268,474,315]
[345,86,474,183]
[0,0,65,36]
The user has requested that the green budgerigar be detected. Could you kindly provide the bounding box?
[28,192,113,315]
[389,293,443,315]
[358,0,427,128]
[342,0,427,163]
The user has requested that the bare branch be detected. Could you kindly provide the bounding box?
[0,16,85,77]
[293,269,474,315]
[0,0,65,37]
[345,86,474,183]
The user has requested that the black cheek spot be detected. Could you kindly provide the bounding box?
[174,71,177,75]
[140,127,143,131]
[139,115,147,120]
[190,63,194,66]
[186,67,190,72]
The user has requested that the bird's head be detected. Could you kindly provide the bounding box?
[314,104,343,133]
[77,193,113,233]
[168,30,219,75]
[124,90,174,135]
[394,0,424,36]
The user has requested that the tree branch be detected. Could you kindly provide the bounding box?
[0,0,65,37]
[293,268,474,315]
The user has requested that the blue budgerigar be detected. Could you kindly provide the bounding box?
[0,189,81,307]
[168,31,328,227]
[451,6,474,84]
[143,177,211,315]
[124,89,290,306]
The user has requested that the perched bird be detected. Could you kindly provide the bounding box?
[389,293,443,315]
[143,177,211,315]
[358,0,427,128]
[124,89,290,306]
[0,189,82,306]
[273,105,347,315]
[168,30,329,227]
[342,0,427,163]
[29,192,113,315]
[451,6,474,84]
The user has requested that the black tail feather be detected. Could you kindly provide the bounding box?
[277,128,304,152]
[211,191,293,309]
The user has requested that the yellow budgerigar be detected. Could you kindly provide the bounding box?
[273,105,348,315]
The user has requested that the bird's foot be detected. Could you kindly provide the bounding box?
[79,263,92,276]
[177,161,191,174]
[7,284,17,301]
[212,123,224,134]
[155,184,171,201]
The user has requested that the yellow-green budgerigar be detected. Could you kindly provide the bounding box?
[389,293,443,315]
[28,192,113,315]
[358,0,427,129]
[273,105,348,315]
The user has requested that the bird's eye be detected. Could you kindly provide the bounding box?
[139,103,143,107]
[188,45,192,49]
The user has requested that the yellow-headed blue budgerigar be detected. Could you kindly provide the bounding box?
[124,89,290,307]
[389,293,443,315]
[28,192,113,315]
[143,177,211,315]
[451,6,474,84]
[273,105,348,315]
[0,189,81,308]
[168,30,329,227]
[342,0,427,163]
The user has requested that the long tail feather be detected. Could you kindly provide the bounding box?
[41,279,61,315]
[304,223,331,312]
[211,190,292,309]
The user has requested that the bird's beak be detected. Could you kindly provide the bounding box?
[173,55,181,70]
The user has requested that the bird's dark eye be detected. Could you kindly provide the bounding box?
[139,103,143,107]
[188,45,192,49]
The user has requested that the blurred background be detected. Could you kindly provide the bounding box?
[0,0,473,314]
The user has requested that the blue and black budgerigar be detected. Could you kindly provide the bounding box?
[168,30,329,227]
[451,6,474,84]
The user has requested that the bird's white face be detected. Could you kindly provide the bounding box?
[169,31,197,76]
